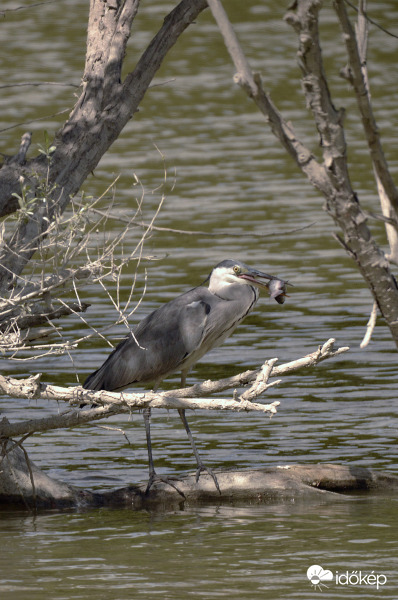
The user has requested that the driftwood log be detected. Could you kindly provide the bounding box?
[1,441,397,512]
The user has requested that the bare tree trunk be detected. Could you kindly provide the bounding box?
[286,0,398,346]
[208,0,398,348]
[0,0,208,292]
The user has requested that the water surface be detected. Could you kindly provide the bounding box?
[1,0,397,597]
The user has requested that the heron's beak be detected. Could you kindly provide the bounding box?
[239,269,289,304]
[238,269,275,290]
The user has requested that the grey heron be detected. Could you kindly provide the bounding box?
[83,259,288,494]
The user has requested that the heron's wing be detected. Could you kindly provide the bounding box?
[83,291,211,392]
[82,335,140,392]
[179,300,211,354]
[83,284,257,392]
[176,286,258,372]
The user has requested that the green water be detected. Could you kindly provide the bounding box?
[1,0,398,597]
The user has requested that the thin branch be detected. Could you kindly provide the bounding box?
[0,109,70,134]
[78,201,318,238]
[121,0,208,106]
[0,1,57,15]
[207,0,332,196]
[0,82,79,90]
[343,0,398,39]
[207,0,256,94]
[360,301,378,348]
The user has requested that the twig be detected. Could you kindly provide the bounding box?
[0,108,70,134]
[0,82,79,90]
[207,0,256,94]
[94,424,134,446]
[360,301,378,348]
[17,437,37,509]
[0,1,57,15]
[77,201,318,238]
[343,0,398,39]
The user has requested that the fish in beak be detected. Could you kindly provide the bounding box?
[238,268,289,304]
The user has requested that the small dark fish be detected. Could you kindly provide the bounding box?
[268,278,288,304]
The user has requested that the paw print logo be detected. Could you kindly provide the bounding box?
[307,564,334,590]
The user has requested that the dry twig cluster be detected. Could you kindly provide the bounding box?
[0,172,163,361]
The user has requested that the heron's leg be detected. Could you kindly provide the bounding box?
[143,406,185,498]
[143,407,156,478]
[178,408,221,495]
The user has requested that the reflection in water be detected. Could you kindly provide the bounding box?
[1,0,398,597]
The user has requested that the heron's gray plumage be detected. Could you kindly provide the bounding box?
[84,266,259,392]
[82,259,287,494]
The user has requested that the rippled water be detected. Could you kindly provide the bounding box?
[1,499,398,599]
[1,0,398,597]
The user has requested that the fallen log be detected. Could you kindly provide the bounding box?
[1,442,397,512]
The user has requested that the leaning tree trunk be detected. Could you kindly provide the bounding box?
[207,0,398,348]
[285,0,398,345]
[0,0,208,293]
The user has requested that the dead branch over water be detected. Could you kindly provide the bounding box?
[0,339,348,440]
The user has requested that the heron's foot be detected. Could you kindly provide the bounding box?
[145,472,186,499]
[195,464,221,495]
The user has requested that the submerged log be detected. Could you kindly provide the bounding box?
[1,443,397,511]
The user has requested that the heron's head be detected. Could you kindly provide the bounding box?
[208,259,288,303]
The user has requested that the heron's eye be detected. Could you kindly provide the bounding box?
[233,265,241,275]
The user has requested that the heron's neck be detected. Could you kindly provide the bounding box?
[208,280,259,302]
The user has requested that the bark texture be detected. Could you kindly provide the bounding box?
[1,444,396,512]
[0,339,348,439]
[208,0,398,347]
[0,0,208,292]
